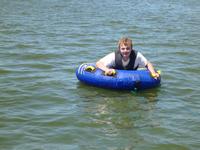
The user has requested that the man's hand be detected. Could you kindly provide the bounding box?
[151,72,160,79]
[105,69,116,76]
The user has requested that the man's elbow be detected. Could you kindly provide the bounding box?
[145,61,150,68]
[96,61,102,68]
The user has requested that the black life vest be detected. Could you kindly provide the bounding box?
[114,50,138,70]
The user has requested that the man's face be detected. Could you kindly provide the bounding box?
[119,44,131,60]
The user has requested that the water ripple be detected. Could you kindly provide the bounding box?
[0,0,200,149]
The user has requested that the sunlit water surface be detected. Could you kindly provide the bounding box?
[0,0,200,150]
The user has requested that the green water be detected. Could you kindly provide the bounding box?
[0,0,200,150]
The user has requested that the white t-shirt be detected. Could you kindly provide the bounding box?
[99,51,148,69]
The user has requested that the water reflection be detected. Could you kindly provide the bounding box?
[76,82,161,130]
[133,87,161,103]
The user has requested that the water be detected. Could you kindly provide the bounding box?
[0,0,200,149]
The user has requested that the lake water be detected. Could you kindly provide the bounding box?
[0,0,200,150]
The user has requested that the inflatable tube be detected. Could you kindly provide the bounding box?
[76,63,161,90]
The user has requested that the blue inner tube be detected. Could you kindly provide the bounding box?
[76,63,161,90]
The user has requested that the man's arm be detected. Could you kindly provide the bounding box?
[146,62,160,79]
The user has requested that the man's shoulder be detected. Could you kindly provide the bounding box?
[136,51,143,57]
[105,52,115,58]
